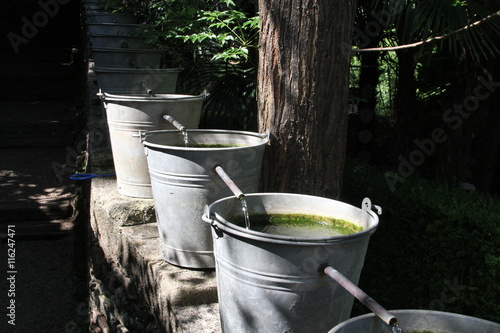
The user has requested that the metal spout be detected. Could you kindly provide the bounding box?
[214,165,245,201]
[323,266,398,327]
[163,114,186,132]
[141,81,154,96]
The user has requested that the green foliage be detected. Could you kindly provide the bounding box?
[123,0,259,130]
[341,159,500,322]
[179,6,259,63]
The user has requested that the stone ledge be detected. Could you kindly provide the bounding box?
[89,175,220,332]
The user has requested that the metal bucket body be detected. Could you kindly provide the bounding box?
[87,23,144,35]
[329,310,500,332]
[204,194,379,332]
[91,47,162,69]
[89,33,149,49]
[86,12,138,24]
[101,93,204,198]
[94,67,180,94]
[142,130,269,268]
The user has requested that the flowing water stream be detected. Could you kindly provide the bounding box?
[181,128,189,147]
[391,323,403,333]
[240,197,250,229]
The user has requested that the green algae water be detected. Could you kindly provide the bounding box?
[189,143,242,148]
[229,213,363,237]
[172,143,243,148]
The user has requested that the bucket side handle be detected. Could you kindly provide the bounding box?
[131,130,146,140]
[258,129,270,139]
[362,197,382,215]
[202,205,223,238]
[96,89,107,108]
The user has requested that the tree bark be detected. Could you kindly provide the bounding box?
[257,0,356,198]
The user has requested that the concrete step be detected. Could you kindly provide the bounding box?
[0,83,79,101]
[0,62,77,77]
[0,100,77,147]
[0,148,77,202]
[0,199,72,222]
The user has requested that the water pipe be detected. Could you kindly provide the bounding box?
[214,165,245,200]
[323,266,398,327]
[141,81,154,96]
[163,114,186,132]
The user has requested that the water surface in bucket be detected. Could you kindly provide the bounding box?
[171,143,244,148]
[229,213,363,237]
[190,143,243,148]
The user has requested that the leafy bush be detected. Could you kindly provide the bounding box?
[341,159,500,322]
[122,0,259,130]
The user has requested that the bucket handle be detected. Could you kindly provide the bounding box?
[203,205,224,238]
[362,197,382,215]
[132,130,145,140]
[258,129,270,140]
[96,89,107,108]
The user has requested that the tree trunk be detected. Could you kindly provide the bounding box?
[257,0,357,198]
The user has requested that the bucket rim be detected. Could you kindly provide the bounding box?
[329,309,500,332]
[89,33,146,38]
[91,47,164,53]
[94,66,182,73]
[87,12,136,16]
[99,92,203,102]
[87,23,145,27]
[205,193,379,245]
[142,129,269,151]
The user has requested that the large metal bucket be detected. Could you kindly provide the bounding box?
[89,33,149,49]
[203,194,380,332]
[94,67,180,94]
[91,47,162,69]
[329,310,500,332]
[142,130,269,269]
[87,23,144,35]
[100,93,204,198]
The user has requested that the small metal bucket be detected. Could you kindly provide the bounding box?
[86,12,138,24]
[87,23,144,35]
[94,67,181,94]
[89,33,149,49]
[203,194,380,332]
[142,130,269,268]
[91,47,163,69]
[329,310,500,332]
[100,93,204,198]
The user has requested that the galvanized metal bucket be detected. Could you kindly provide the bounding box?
[329,310,500,332]
[89,33,149,49]
[91,47,163,69]
[94,67,180,94]
[87,23,144,35]
[100,93,204,198]
[86,12,138,24]
[203,194,380,332]
[142,130,269,268]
